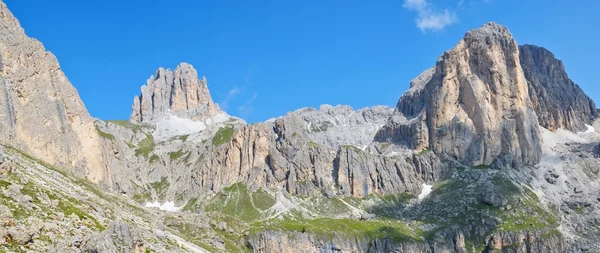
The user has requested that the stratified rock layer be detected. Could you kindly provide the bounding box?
[519,44,597,132]
[130,63,220,123]
[376,23,542,168]
[0,1,108,182]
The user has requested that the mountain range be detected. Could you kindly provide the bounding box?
[0,1,599,252]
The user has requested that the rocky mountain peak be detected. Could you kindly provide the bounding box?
[377,22,541,168]
[0,1,108,182]
[130,62,220,123]
[519,44,597,131]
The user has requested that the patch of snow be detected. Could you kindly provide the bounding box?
[418,184,433,200]
[144,201,182,212]
[577,124,599,140]
[152,113,241,142]
[153,114,207,141]
[583,124,597,134]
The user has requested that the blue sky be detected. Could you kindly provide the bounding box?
[5,0,600,123]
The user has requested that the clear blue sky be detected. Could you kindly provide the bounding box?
[5,0,600,123]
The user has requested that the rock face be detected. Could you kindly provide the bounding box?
[0,1,108,182]
[246,229,565,253]
[130,63,220,123]
[376,23,542,168]
[82,221,146,253]
[520,44,597,132]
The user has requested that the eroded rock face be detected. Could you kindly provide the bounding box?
[377,23,542,168]
[130,63,220,123]
[82,221,146,253]
[520,44,597,132]
[0,1,108,182]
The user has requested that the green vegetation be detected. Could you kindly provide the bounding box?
[178,135,189,142]
[106,120,143,133]
[181,197,199,212]
[133,192,151,203]
[95,126,115,141]
[251,215,421,243]
[150,177,170,195]
[472,164,491,169]
[416,148,430,156]
[252,189,276,211]
[380,143,391,150]
[149,154,161,164]
[308,141,320,148]
[55,197,105,231]
[205,183,275,222]
[135,134,155,158]
[212,127,234,146]
[169,149,186,161]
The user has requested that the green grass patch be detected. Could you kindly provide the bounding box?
[135,134,155,158]
[178,135,189,142]
[182,198,199,212]
[133,192,151,203]
[212,127,234,146]
[169,149,186,161]
[205,183,275,222]
[252,189,276,211]
[416,148,430,156]
[308,141,320,148]
[95,126,115,141]
[149,154,161,164]
[106,120,143,133]
[251,215,421,243]
[150,177,170,195]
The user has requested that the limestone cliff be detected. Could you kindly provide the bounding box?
[130,63,220,123]
[0,1,108,183]
[376,22,542,168]
[519,44,597,131]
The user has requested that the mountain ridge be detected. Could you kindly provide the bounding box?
[1,1,600,252]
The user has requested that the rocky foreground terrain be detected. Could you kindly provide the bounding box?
[1,1,600,252]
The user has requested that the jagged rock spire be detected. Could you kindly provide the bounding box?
[130,63,221,123]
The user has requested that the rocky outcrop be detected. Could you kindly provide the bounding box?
[486,230,565,253]
[333,146,442,198]
[0,1,108,182]
[519,44,597,132]
[376,23,542,168]
[246,231,431,253]
[247,229,566,253]
[130,63,220,123]
[82,221,146,253]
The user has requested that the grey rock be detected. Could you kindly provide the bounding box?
[130,63,221,123]
[217,221,227,231]
[360,213,376,221]
[520,44,597,132]
[82,221,145,253]
[482,193,508,207]
[376,22,542,168]
[0,1,108,182]
[8,226,32,245]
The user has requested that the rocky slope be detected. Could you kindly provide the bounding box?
[520,44,597,132]
[0,1,108,183]
[376,23,542,169]
[1,0,600,252]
